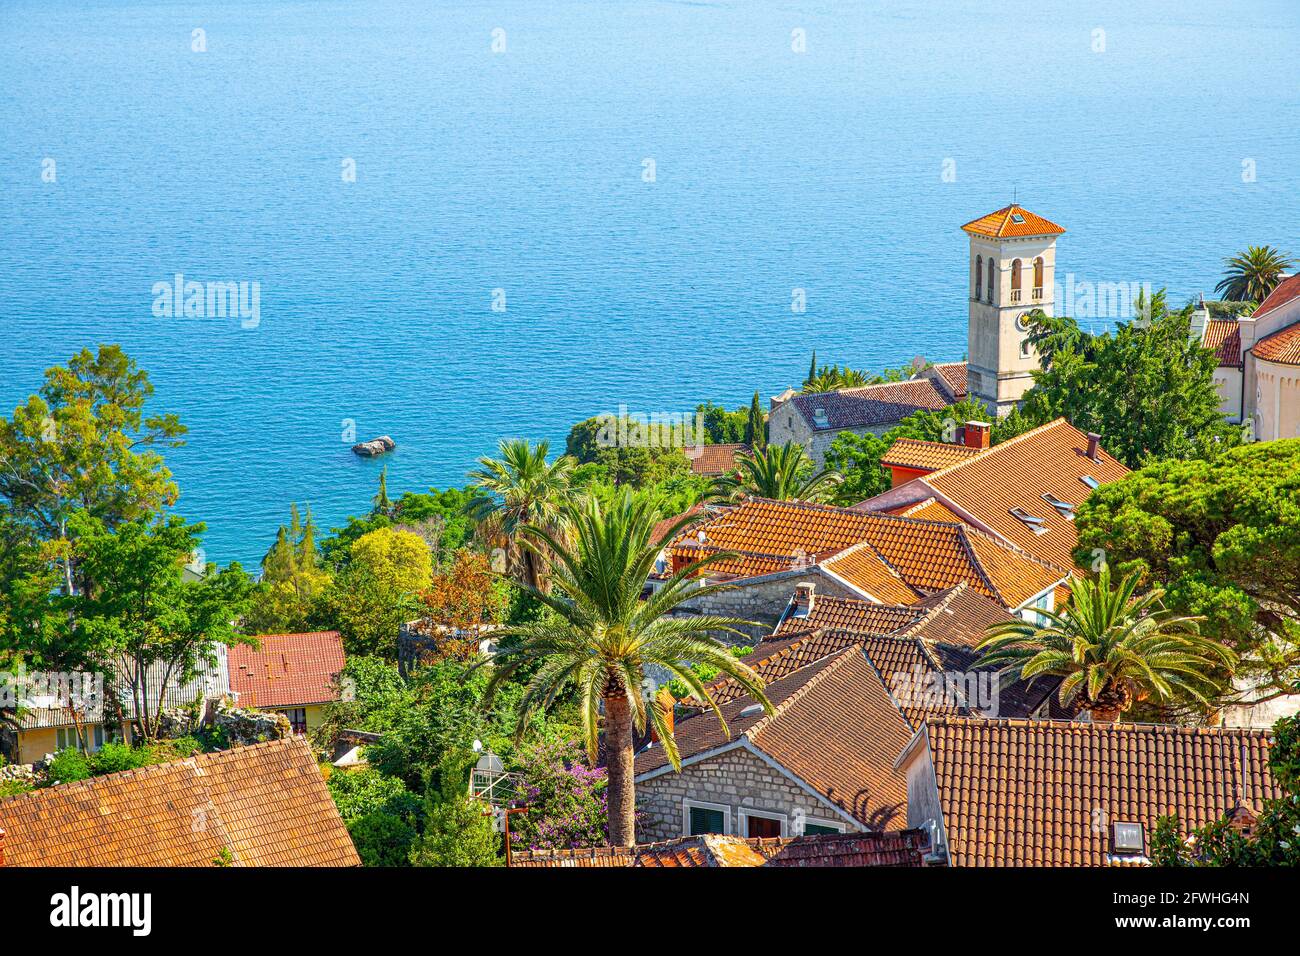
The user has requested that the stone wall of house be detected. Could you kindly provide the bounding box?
[636,745,859,842]
[676,569,860,643]
[766,402,894,469]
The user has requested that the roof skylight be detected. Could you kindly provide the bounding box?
[1009,507,1049,534]
[1080,475,1100,490]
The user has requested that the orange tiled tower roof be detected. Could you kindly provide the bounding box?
[961,204,1066,239]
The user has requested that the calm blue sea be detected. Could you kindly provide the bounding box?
[1,0,1296,567]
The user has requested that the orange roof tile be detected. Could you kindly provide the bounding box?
[1252,273,1300,319]
[926,362,968,401]
[882,438,984,472]
[773,594,925,639]
[888,418,1129,572]
[893,497,966,523]
[1255,321,1300,366]
[1203,318,1243,368]
[789,378,953,431]
[0,737,359,867]
[915,717,1280,867]
[961,204,1066,239]
[685,443,749,476]
[666,498,1064,609]
[229,631,346,710]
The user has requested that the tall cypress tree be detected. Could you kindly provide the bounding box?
[372,465,393,516]
[806,351,817,386]
[745,390,765,449]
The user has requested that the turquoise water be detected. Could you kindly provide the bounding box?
[2,0,1296,566]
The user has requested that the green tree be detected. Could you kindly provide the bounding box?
[409,797,502,867]
[486,490,771,846]
[1019,299,1238,466]
[246,504,331,634]
[321,527,432,658]
[0,346,186,666]
[712,441,841,503]
[372,465,393,517]
[1075,439,1300,708]
[468,439,576,592]
[350,811,420,867]
[70,511,253,740]
[744,391,766,450]
[1214,245,1294,304]
[976,568,1234,721]
[694,402,748,445]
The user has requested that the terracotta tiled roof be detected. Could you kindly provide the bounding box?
[960,204,1066,239]
[1252,273,1300,319]
[1203,318,1243,368]
[773,595,925,638]
[0,737,359,867]
[901,582,1016,648]
[638,648,913,829]
[915,717,1280,867]
[892,497,966,523]
[926,362,968,401]
[1255,322,1300,366]
[512,830,927,867]
[685,443,749,476]
[789,378,952,431]
[819,541,919,604]
[667,498,1064,609]
[229,631,346,710]
[881,418,1129,572]
[882,439,984,472]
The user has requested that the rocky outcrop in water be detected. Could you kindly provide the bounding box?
[351,435,396,457]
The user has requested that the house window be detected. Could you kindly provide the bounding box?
[55,725,104,753]
[1033,256,1044,296]
[739,808,787,838]
[1010,258,1022,301]
[283,708,308,734]
[974,255,982,300]
[1009,507,1049,534]
[1111,821,1146,856]
[683,800,730,836]
[801,819,846,835]
[987,258,995,303]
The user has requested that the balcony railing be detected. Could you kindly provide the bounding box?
[1010,289,1022,303]
[1032,286,1043,301]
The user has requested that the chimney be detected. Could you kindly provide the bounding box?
[1086,432,1101,461]
[962,420,991,450]
[650,687,675,743]
[813,406,829,429]
[792,582,816,617]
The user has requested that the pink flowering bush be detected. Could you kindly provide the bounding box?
[509,739,612,850]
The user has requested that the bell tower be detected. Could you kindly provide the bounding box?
[961,204,1065,416]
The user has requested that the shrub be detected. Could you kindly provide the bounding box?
[348,811,418,867]
[45,748,90,784]
[408,797,501,867]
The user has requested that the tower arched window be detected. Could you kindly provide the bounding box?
[987,257,995,304]
[975,255,982,300]
[1033,257,1044,300]
[1011,259,1022,302]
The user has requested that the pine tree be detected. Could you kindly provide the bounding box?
[745,391,766,449]
[372,465,393,516]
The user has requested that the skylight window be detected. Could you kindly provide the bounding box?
[1041,493,1076,520]
[1009,507,1049,535]
[1112,821,1146,855]
[1080,475,1100,490]
[1010,213,1025,224]
[739,703,763,718]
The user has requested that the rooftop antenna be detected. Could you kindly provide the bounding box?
[1012,185,1018,205]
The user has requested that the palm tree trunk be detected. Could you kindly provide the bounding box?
[603,693,636,847]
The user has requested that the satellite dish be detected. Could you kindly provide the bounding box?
[472,739,483,752]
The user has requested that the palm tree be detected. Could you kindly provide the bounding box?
[1214,246,1294,304]
[711,441,842,502]
[975,569,1235,722]
[467,439,575,592]
[484,491,771,846]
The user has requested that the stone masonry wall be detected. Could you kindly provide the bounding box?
[636,746,860,842]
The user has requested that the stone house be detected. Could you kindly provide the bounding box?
[767,363,967,468]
